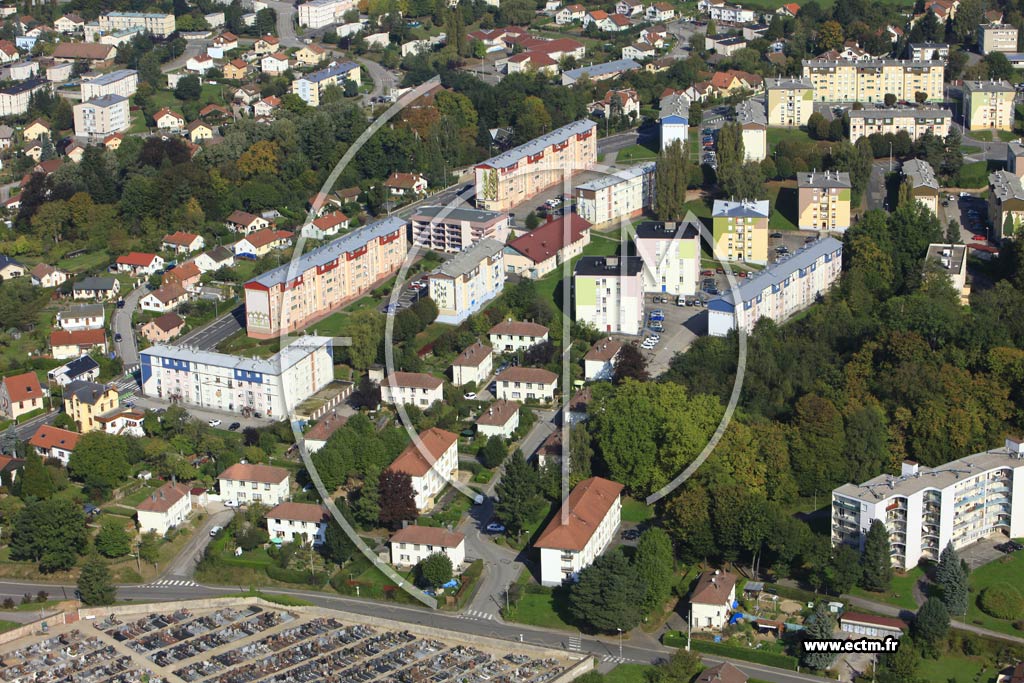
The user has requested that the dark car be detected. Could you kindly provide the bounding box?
[770,232,783,238]
[621,528,640,540]
[114,333,123,342]
[116,299,126,308]
[228,422,241,431]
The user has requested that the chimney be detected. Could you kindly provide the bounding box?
[900,460,919,477]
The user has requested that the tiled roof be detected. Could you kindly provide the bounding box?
[506,214,591,265]
[219,463,289,484]
[452,342,492,368]
[162,230,199,245]
[384,372,442,390]
[148,312,185,332]
[137,481,191,513]
[390,525,464,547]
[533,477,623,550]
[50,328,105,347]
[489,320,549,337]
[584,338,623,362]
[476,399,519,426]
[267,501,327,524]
[494,367,557,384]
[690,570,738,604]
[116,252,158,267]
[388,427,458,477]
[839,611,907,631]
[29,425,80,452]
[2,372,42,403]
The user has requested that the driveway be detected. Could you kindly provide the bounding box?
[357,57,395,103]
[159,505,235,581]
[174,304,245,351]
[263,0,302,47]
[113,285,146,370]
[642,295,702,376]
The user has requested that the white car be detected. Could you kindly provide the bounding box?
[224,500,240,508]
[463,392,477,400]
[208,419,222,427]
[209,525,223,537]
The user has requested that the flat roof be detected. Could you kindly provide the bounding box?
[634,220,701,240]
[143,336,331,376]
[0,77,44,95]
[803,58,942,68]
[735,99,766,126]
[477,119,596,170]
[434,238,504,279]
[412,205,506,224]
[926,242,967,275]
[299,61,359,84]
[84,69,136,85]
[797,170,851,189]
[834,443,1024,502]
[575,162,655,192]
[715,237,843,306]
[765,77,813,89]
[964,79,1014,93]
[574,255,643,277]
[563,58,640,81]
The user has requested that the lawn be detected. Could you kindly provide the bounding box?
[150,83,228,112]
[503,586,576,631]
[766,126,815,150]
[535,234,621,316]
[959,161,991,189]
[57,248,110,273]
[621,497,655,524]
[605,664,660,682]
[119,484,160,508]
[314,311,353,337]
[969,130,1019,143]
[917,652,989,683]
[616,144,658,163]
[847,566,925,612]
[216,332,282,358]
[964,548,1024,637]
[766,183,799,231]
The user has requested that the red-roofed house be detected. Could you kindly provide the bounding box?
[381,372,444,407]
[218,462,290,505]
[387,427,459,511]
[225,209,270,234]
[50,328,107,360]
[301,211,350,239]
[233,229,293,258]
[161,231,205,254]
[505,51,559,75]
[254,34,280,55]
[588,88,640,119]
[494,366,558,402]
[213,31,238,50]
[476,399,520,438]
[584,9,609,25]
[535,477,622,585]
[137,481,193,535]
[556,4,586,23]
[488,320,550,352]
[505,215,592,279]
[390,525,466,569]
[601,12,634,30]
[224,58,250,80]
[690,570,738,631]
[266,502,328,545]
[385,172,428,197]
[139,282,190,313]
[141,312,186,343]
[0,371,44,420]
[646,2,675,20]
[0,39,18,64]
[776,2,800,16]
[29,425,80,465]
[115,251,164,276]
[162,261,202,291]
[261,51,290,75]
[253,96,281,118]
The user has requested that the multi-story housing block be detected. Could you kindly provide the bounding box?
[797,170,852,232]
[99,12,175,37]
[766,78,815,126]
[848,107,952,144]
[902,158,940,215]
[218,463,291,506]
[574,162,655,225]
[73,94,129,139]
[908,42,949,60]
[978,23,1018,54]
[572,256,645,335]
[290,62,361,106]
[0,78,46,116]
[387,427,459,512]
[927,243,970,304]
[708,237,843,336]
[141,337,334,420]
[80,69,137,99]
[735,99,766,162]
[711,200,769,264]
[535,477,622,586]
[244,217,407,338]
[633,221,701,296]
[964,80,1015,130]
[410,205,509,253]
[475,119,597,212]
[297,0,353,28]
[832,440,1024,570]
[988,170,1024,240]
[801,59,944,103]
[428,239,505,324]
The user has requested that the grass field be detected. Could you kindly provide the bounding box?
[968,130,1019,143]
[149,84,228,113]
[847,566,925,612]
[916,652,989,683]
[620,497,655,524]
[766,126,816,149]
[959,161,991,189]
[964,550,1024,637]
[616,144,658,163]
[766,183,799,231]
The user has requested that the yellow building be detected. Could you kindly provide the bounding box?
[766,78,814,127]
[64,379,119,433]
[847,108,952,144]
[964,80,1015,131]
[978,23,1018,55]
[797,170,852,232]
[711,199,769,264]
[801,59,944,103]
[989,170,1024,240]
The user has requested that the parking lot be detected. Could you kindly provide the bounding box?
[945,193,992,245]
[637,293,705,376]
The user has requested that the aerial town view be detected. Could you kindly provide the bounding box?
[0,0,1023,680]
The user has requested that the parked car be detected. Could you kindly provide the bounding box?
[650,322,664,332]
[621,528,640,541]
[114,333,122,342]
[224,500,240,508]
[972,234,987,241]
[208,419,222,427]
[463,392,477,400]
[770,232,783,238]
[485,522,506,533]
[228,422,240,431]
[116,299,125,308]
[210,526,223,537]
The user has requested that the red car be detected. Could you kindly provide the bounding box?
[701,269,714,276]
[972,235,987,241]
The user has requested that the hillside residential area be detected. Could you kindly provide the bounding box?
[1,0,1024,681]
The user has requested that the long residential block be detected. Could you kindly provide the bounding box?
[243,216,407,338]
[708,237,843,336]
[291,61,361,106]
[475,119,597,212]
[140,337,334,419]
[574,162,655,226]
[847,107,951,144]
[832,440,1024,570]
[99,12,175,37]
[801,59,944,103]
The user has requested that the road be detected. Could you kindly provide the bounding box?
[160,506,235,581]
[264,0,303,47]
[113,285,146,370]
[598,130,641,155]
[174,303,245,351]
[9,409,56,441]
[160,40,206,74]
[0,577,825,683]
[357,57,395,103]
[866,160,889,212]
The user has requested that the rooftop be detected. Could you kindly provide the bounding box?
[299,61,359,84]
[29,425,80,452]
[57,303,104,320]
[990,170,1024,202]
[494,366,558,384]
[765,77,814,90]
[797,170,851,189]
[803,58,942,68]
[65,379,113,405]
[142,336,332,376]
[715,237,843,306]
[452,341,492,368]
[563,58,640,81]
[838,611,908,631]
[434,239,504,279]
[383,371,442,390]
[477,119,596,170]
[735,99,766,126]
[712,199,770,219]
[267,501,327,524]
[388,427,458,477]
[489,320,549,337]
[412,205,507,225]
[659,91,690,121]
[73,276,117,291]
[574,255,643,277]
[849,107,951,120]
[634,220,701,240]
[584,338,623,363]
[690,570,738,604]
[902,158,939,191]
[391,525,465,548]
[219,463,289,484]
[964,79,1015,93]
[576,162,655,193]
[505,214,591,265]
[83,68,136,85]
[137,481,190,513]
[534,477,623,551]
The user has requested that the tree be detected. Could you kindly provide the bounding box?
[18,452,53,500]
[716,121,763,200]
[94,523,132,558]
[801,602,837,670]
[67,432,132,498]
[377,470,417,529]
[859,519,893,592]
[912,597,949,656]
[612,343,649,384]
[658,649,702,682]
[984,51,1015,81]
[479,435,507,468]
[634,528,674,615]
[877,636,919,683]
[174,74,202,100]
[655,140,690,221]
[321,518,355,565]
[353,469,382,527]
[817,20,844,51]
[884,93,897,107]
[951,0,981,44]
[77,554,115,606]
[935,542,968,616]
[568,548,646,633]
[138,531,160,565]
[514,96,551,143]
[417,552,453,588]
[10,498,87,572]
[494,451,544,536]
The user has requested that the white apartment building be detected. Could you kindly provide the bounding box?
[140,337,334,420]
[266,502,328,545]
[0,78,46,116]
[659,91,689,151]
[390,525,466,570]
[535,477,622,586]
[428,239,505,324]
[73,95,129,139]
[735,99,767,162]
[979,23,1018,55]
[99,12,175,37]
[574,162,655,226]
[689,570,738,631]
[218,463,291,506]
[451,341,493,387]
[80,69,137,99]
[903,158,940,215]
[298,0,353,27]
[634,221,701,296]
[573,256,645,335]
[381,372,444,407]
[136,481,193,536]
[708,237,843,337]
[387,427,459,512]
[832,439,1024,570]
[493,367,558,403]
[584,338,623,381]
[488,320,549,353]
[848,108,952,144]
[290,61,360,106]
[410,205,510,253]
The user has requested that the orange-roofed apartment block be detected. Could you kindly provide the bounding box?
[535,476,623,585]
[387,427,459,511]
[218,463,291,506]
[474,119,597,212]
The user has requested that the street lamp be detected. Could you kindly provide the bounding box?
[889,141,893,173]
[617,628,623,659]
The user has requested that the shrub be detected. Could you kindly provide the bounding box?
[265,564,329,586]
[979,583,1024,620]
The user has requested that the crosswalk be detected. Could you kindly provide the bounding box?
[459,610,495,621]
[567,634,581,652]
[148,579,198,588]
[602,655,629,664]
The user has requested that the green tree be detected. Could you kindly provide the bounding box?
[344,309,383,370]
[417,551,453,588]
[479,435,507,468]
[877,636,919,683]
[952,0,982,44]
[716,121,764,200]
[494,451,544,536]
[353,469,382,528]
[514,96,552,144]
[634,527,674,615]
[377,470,417,530]
[174,74,202,100]
[801,602,837,670]
[859,519,893,592]
[912,597,949,657]
[817,20,844,51]
[321,518,355,565]
[138,531,160,565]
[10,498,87,572]
[658,649,702,682]
[612,343,649,384]
[654,140,690,221]
[67,431,132,498]
[78,554,116,606]
[94,523,132,559]
[568,548,646,633]
[18,452,53,500]
[935,542,968,616]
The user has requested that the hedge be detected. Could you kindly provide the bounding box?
[663,632,798,670]
[265,565,329,587]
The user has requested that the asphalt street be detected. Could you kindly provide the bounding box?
[173,304,245,351]
[161,506,235,579]
[9,409,56,441]
[112,285,146,370]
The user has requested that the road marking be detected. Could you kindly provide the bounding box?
[568,634,581,651]
[602,656,629,664]
[148,579,198,588]
[459,610,494,621]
